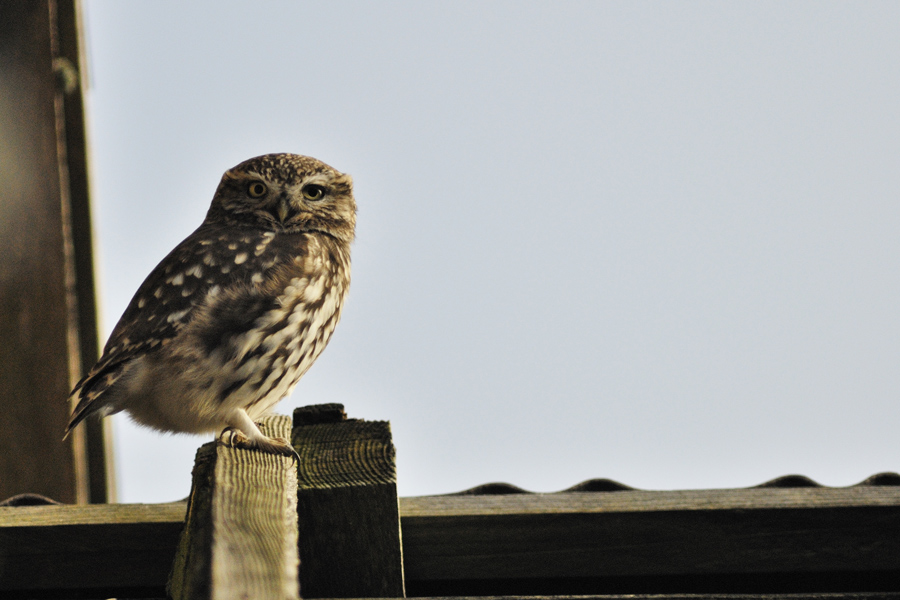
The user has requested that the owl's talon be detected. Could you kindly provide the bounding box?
[219,427,249,448]
[256,436,300,463]
[218,428,298,462]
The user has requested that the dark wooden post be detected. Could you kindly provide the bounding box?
[168,415,300,600]
[292,403,406,598]
[0,0,111,503]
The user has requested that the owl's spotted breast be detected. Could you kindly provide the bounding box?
[179,233,350,412]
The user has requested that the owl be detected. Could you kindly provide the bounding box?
[65,154,355,456]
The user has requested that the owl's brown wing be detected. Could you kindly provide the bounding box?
[65,222,283,433]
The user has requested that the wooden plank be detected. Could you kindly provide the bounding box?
[292,404,406,598]
[0,0,81,504]
[401,485,900,515]
[54,0,114,504]
[1,480,899,595]
[0,501,185,596]
[0,0,108,504]
[314,596,900,600]
[400,486,900,595]
[168,415,299,600]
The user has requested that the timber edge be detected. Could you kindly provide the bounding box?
[0,404,898,598]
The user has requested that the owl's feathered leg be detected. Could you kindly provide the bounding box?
[218,408,299,460]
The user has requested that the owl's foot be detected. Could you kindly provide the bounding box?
[252,434,300,461]
[218,427,299,461]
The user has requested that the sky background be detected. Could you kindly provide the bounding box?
[79,1,900,503]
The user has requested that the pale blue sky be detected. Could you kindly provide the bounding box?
[81,1,900,502]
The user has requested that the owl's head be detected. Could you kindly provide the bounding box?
[207,153,356,243]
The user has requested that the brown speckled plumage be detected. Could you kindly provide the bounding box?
[66,153,355,455]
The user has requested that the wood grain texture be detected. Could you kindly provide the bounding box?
[0,501,185,595]
[401,485,900,516]
[2,479,899,596]
[0,0,83,504]
[310,595,900,600]
[168,415,299,600]
[168,442,216,600]
[53,0,113,504]
[400,486,900,595]
[0,0,110,505]
[292,404,405,598]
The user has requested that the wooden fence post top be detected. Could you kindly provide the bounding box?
[169,414,299,600]
[292,404,405,598]
[293,403,347,426]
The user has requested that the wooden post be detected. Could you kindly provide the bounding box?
[292,403,406,598]
[0,0,111,504]
[168,415,299,600]
[55,0,115,504]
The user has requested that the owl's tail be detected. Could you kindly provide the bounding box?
[63,363,126,440]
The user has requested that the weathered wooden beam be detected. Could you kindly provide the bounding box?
[317,596,900,600]
[54,0,114,504]
[401,485,900,595]
[168,415,299,600]
[314,595,900,600]
[2,477,899,596]
[0,500,184,597]
[292,404,405,598]
[0,0,110,504]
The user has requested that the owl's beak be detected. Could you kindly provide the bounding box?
[276,198,291,222]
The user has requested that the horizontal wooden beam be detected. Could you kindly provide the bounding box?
[318,596,900,600]
[2,483,900,596]
[402,484,900,515]
[400,486,900,595]
[0,501,185,596]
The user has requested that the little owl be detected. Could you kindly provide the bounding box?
[65,153,355,456]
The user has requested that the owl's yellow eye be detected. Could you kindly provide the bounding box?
[302,184,325,201]
[247,182,268,198]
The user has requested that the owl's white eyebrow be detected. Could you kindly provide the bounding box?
[300,175,331,187]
